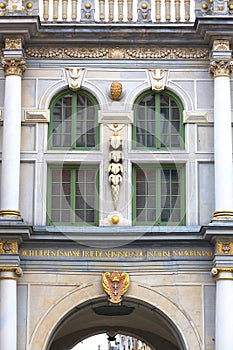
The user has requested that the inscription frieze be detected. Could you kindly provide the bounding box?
[20,247,213,260]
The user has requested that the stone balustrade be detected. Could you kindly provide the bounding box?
[0,0,232,25]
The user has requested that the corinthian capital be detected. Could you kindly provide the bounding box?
[209,60,233,78]
[1,58,26,77]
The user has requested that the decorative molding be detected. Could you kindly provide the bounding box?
[5,38,22,50]
[209,60,233,78]
[0,209,21,217]
[98,112,133,124]
[102,271,130,303]
[148,69,168,91]
[25,47,210,60]
[183,110,208,123]
[24,110,50,123]
[64,67,86,90]
[212,210,233,220]
[1,58,26,77]
[216,242,233,255]
[0,241,18,254]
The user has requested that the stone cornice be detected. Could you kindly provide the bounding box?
[0,16,232,47]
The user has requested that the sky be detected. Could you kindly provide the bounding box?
[71,334,110,350]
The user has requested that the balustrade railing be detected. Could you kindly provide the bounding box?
[40,0,195,22]
[0,0,232,24]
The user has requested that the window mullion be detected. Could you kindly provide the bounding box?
[47,167,52,224]
[61,97,65,147]
[156,167,161,224]
[155,94,160,149]
[180,166,185,225]
[71,169,76,224]
[85,97,88,147]
[72,94,76,149]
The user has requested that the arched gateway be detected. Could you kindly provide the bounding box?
[29,281,202,350]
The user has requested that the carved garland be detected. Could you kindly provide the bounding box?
[25,47,210,59]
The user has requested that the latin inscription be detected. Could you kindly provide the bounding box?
[20,248,213,260]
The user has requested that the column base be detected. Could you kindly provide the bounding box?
[211,210,233,221]
[0,210,22,221]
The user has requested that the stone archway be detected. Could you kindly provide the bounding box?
[29,282,202,350]
[48,298,185,350]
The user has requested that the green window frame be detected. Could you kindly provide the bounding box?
[132,164,186,226]
[47,165,99,226]
[48,89,99,150]
[133,90,184,150]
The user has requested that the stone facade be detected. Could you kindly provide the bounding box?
[0,3,233,350]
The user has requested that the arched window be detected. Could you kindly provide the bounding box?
[133,90,184,149]
[132,90,185,226]
[47,89,99,226]
[48,89,99,149]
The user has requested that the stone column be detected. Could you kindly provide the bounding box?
[212,265,233,350]
[0,240,22,350]
[209,40,233,220]
[0,38,26,219]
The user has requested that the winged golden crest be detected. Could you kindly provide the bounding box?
[102,271,130,304]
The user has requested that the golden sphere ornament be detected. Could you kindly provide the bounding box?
[111,215,120,224]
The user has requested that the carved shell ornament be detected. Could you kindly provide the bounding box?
[110,81,123,100]
[102,271,130,304]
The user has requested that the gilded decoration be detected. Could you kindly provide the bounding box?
[0,265,22,278]
[64,67,85,90]
[1,58,26,77]
[5,38,22,49]
[110,81,123,100]
[212,210,233,219]
[25,47,210,59]
[0,209,21,217]
[216,242,233,255]
[108,124,124,211]
[0,241,18,254]
[213,39,230,51]
[212,267,233,280]
[209,60,233,78]
[148,69,168,91]
[102,271,130,303]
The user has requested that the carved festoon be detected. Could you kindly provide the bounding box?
[25,47,210,60]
